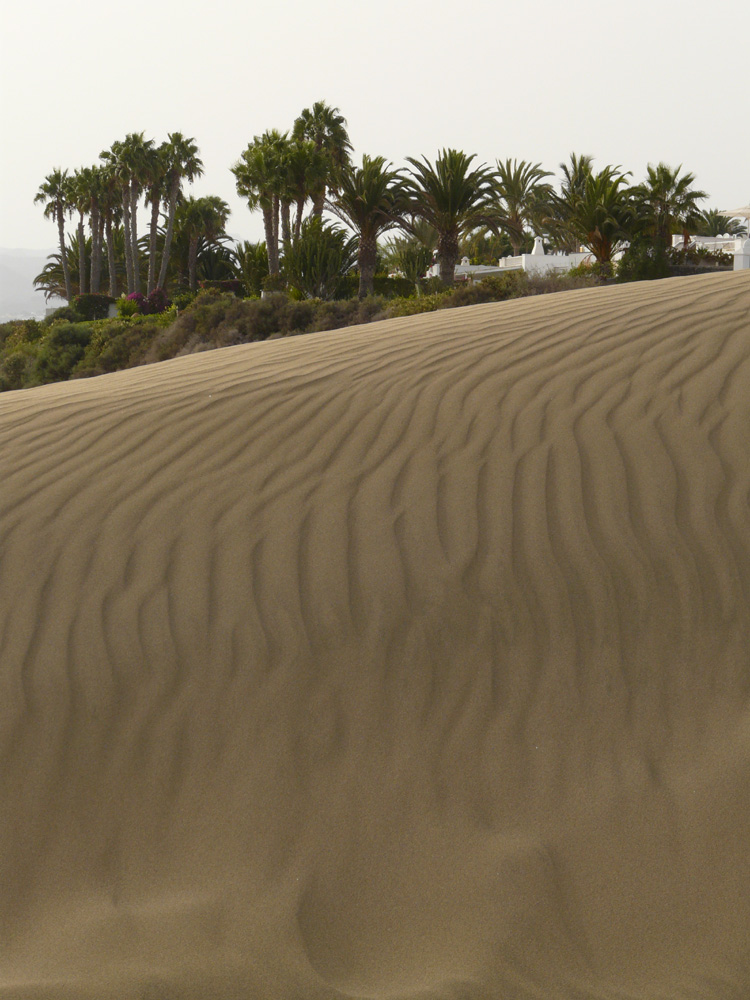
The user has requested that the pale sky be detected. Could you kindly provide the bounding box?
[1,0,748,251]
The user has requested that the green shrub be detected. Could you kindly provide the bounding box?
[116,296,140,318]
[617,237,670,282]
[0,320,45,350]
[282,218,357,300]
[198,279,244,297]
[0,352,35,391]
[73,293,115,320]
[73,318,164,376]
[444,272,528,308]
[45,305,84,324]
[35,322,93,383]
[172,291,198,311]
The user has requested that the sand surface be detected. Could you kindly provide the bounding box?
[1,272,750,999]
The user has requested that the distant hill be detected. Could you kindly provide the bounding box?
[0,248,65,321]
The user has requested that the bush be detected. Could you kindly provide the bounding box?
[282,218,357,300]
[0,352,34,391]
[172,290,198,311]
[444,272,528,308]
[74,318,164,376]
[45,305,84,324]
[73,293,115,320]
[617,236,670,282]
[144,287,169,314]
[198,279,244,297]
[117,294,142,318]
[35,322,93,383]
[262,273,287,294]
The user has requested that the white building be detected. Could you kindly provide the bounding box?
[426,238,596,282]
[672,234,750,270]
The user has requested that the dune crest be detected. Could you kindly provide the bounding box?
[1,272,750,999]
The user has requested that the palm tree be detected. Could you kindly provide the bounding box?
[70,168,92,295]
[143,144,168,294]
[327,155,408,298]
[631,163,707,248]
[292,102,352,216]
[122,132,155,293]
[282,216,357,300]
[100,139,135,293]
[84,164,106,294]
[35,169,74,302]
[175,195,230,291]
[233,240,269,296]
[98,164,123,297]
[282,138,329,243]
[546,153,595,252]
[557,166,634,273]
[494,159,553,254]
[381,235,433,295]
[156,133,204,291]
[404,149,500,285]
[693,208,745,238]
[232,133,287,276]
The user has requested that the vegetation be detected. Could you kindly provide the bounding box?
[19,103,745,394]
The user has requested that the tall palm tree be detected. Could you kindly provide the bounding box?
[557,166,634,273]
[100,139,135,293]
[84,164,106,294]
[98,164,123,297]
[157,133,204,290]
[631,163,707,248]
[232,133,287,276]
[404,149,500,285]
[494,158,553,255]
[281,138,329,243]
[546,153,596,252]
[122,132,154,293]
[175,195,230,291]
[70,168,93,295]
[34,168,74,302]
[327,155,408,298]
[143,144,168,293]
[292,102,352,216]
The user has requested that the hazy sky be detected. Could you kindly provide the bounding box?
[1,0,748,250]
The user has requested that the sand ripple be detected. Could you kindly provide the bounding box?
[1,272,749,998]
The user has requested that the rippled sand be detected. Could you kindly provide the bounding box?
[1,271,749,999]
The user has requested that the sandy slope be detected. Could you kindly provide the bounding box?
[1,272,749,999]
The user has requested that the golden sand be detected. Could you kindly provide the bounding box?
[1,271,749,998]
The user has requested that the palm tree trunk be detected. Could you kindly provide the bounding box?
[157,180,179,291]
[121,192,134,294]
[281,201,291,245]
[358,233,377,298]
[272,195,280,253]
[57,210,73,303]
[312,187,326,218]
[294,196,305,242]
[130,184,141,293]
[147,194,160,293]
[188,235,199,291]
[437,233,459,286]
[264,206,279,275]
[105,215,117,297]
[90,204,102,293]
[77,216,87,295]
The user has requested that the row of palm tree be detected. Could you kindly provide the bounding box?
[37,103,742,305]
[35,132,205,301]
[231,106,724,292]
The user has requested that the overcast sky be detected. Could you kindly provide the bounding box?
[1,0,748,251]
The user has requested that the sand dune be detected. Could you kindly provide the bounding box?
[1,271,750,999]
